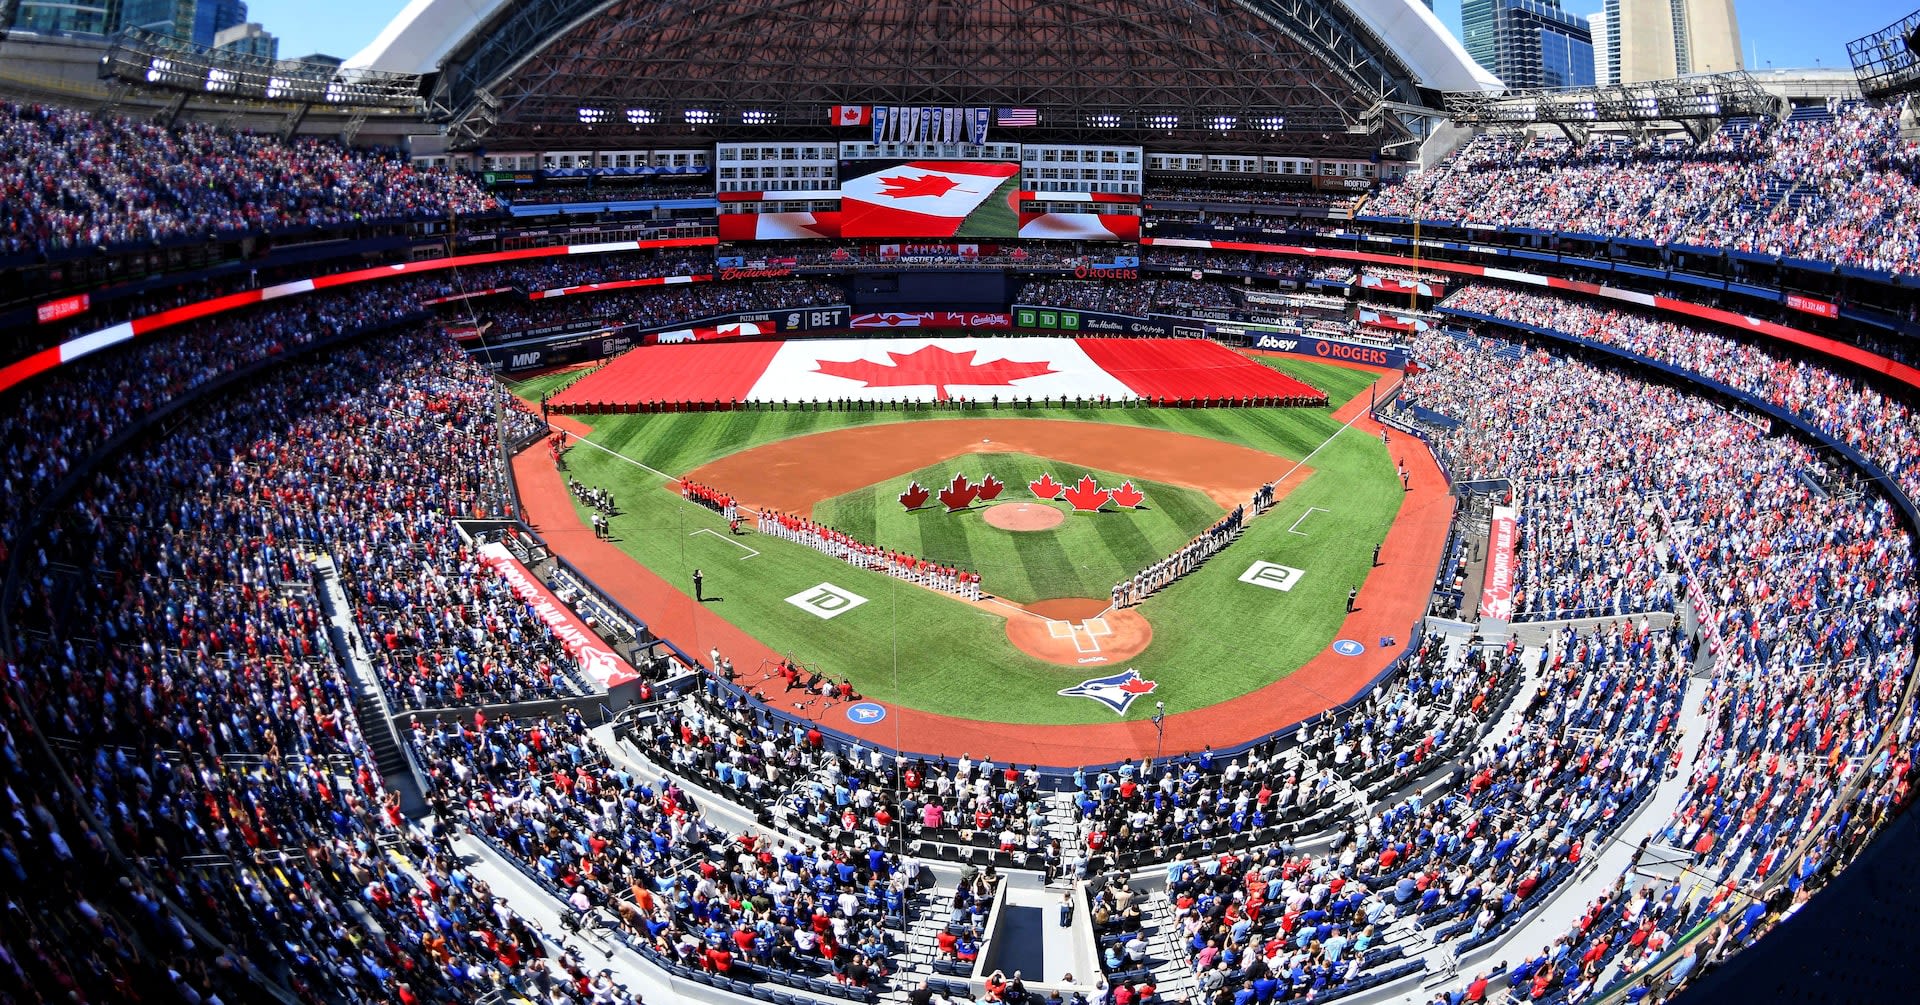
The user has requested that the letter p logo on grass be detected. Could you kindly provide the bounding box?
[786,583,869,619]
[1239,561,1305,592]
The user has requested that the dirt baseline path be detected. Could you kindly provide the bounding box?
[683,418,1282,514]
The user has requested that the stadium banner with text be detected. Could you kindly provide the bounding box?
[1785,293,1839,319]
[850,311,1012,329]
[420,286,514,307]
[1011,306,1166,337]
[472,306,850,369]
[1209,323,1409,369]
[476,543,640,687]
[1478,505,1518,624]
[838,160,1022,238]
[36,293,90,324]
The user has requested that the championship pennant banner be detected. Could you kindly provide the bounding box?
[855,106,993,145]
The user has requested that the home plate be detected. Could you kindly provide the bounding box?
[1047,617,1112,653]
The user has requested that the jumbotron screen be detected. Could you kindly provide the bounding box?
[837,159,1023,238]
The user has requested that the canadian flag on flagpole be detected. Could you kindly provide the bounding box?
[831,105,872,126]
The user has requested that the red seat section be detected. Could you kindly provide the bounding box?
[548,341,785,408]
[1075,338,1325,401]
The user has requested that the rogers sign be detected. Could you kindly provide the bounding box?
[1252,332,1407,368]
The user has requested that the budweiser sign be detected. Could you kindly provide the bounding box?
[477,543,640,687]
[719,266,796,280]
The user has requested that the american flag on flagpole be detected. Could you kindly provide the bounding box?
[996,108,1038,127]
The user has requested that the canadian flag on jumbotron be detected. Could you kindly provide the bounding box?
[839,161,1022,238]
[717,211,843,241]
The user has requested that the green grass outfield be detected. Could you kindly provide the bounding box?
[811,452,1224,605]
[554,358,1401,724]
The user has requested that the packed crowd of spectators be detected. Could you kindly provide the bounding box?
[413,709,912,993]
[1400,323,1919,1001]
[420,253,712,305]
[1369,102,1920,276]
[0,101,496,256]
[496,180,717,204]
[476,280,843,336]
[1175,619,1686,1005]
[1016,279,1238,316]
[1143,185,1357,210]
[1070,642,1516,863]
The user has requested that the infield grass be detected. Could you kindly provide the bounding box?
[812,452,1224,604]
[548,359,1405,724]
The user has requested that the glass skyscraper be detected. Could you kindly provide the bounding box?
[1461,0,1597,90]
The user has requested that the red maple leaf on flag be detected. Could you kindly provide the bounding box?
[813,345,1056,401]
[1118,676,1158,694]
[1110,480,1146,509]
[898,481,931,511]
[1063,475,1112,512]
[977,474,1005,501]
[1029,473,1064,500]
[938,473,980,512]
[877,173,962,199]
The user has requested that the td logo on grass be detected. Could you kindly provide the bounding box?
[1239,561,1306,592]
[786,583,870,619]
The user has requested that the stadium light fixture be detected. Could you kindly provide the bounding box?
[684,109,716,125]
[626,108,656,125]
[741,110,776,125]
[1145,113,1180,130]
[1208,115,1238,131]
[577,107,610,124]
[1254,115,1287,131]
[1088,113,1122,128]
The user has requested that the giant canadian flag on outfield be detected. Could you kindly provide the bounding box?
[745,337,1136,403]
[839,162,1022,238]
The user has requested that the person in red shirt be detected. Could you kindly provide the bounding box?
[1465,972,1490,1002]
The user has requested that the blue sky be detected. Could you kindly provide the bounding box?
[254,0,1908,72]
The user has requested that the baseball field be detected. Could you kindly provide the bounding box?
[529,355,1411,727]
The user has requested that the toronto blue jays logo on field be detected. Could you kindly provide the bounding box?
[1058,667,1159,716]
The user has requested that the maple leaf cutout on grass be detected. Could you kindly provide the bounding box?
[1118,676,1158,694]
[1029,473,1064,500]
[877,173,962,199]
[1063,475,1112,512]
[898,481,931,511]
[938,473,980,512]
[977,475,1005,501]
[1110,480,1146,509]
[814,345,1055,402]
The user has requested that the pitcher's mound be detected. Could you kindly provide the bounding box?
[1008,599,1153,667]
[983,502,1065,532]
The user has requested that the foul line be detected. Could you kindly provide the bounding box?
[1288,506,1330,536]
[1089,390,1385,623]
[689,528,759,559]
[550,425,679,482]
